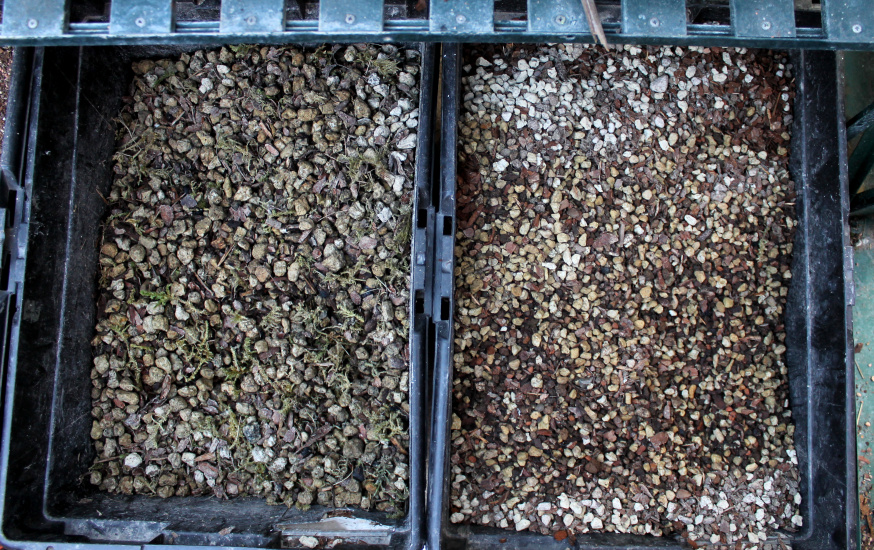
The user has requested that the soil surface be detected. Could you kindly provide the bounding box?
[89,44,420,514]
[0,48,13,150]
[450,44,800,545]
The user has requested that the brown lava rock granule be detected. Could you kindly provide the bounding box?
[450,44,801,544]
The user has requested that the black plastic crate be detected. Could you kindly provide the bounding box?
[427,45,857,550]
[0,42,437,550]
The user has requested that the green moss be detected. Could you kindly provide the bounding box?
[355,49,399,78]
[223,337,254,384]
[176,320,214,383]
[393,210,412,253]
[373,59,400,78]
[229,44,255,57]
[140,285,173,306]
[364,405,405,442]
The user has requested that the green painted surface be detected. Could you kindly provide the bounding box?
[846,52,874,194]
[846,52,874,121]
[854,221,874,544]
[853,225,874,490]
[848,50,874,546]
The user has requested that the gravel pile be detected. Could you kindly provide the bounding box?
[450,44,801,544]
[89,44,421,514]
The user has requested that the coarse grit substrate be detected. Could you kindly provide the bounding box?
[90,44,420,514]
[451,44,801,545]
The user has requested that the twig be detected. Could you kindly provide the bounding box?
[217,244,233,268]
[390,436,408,456]
[295,424,333,453]
[582,0,609,48]
[859,400,865,427]
[192,271,214,298]
[322,471,354,492]
[168,110,185,127]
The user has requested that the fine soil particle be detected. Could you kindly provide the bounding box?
[90,44,420,514]
[0,48,13,150]
[451,44,801,544]
[863,492,874,550]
